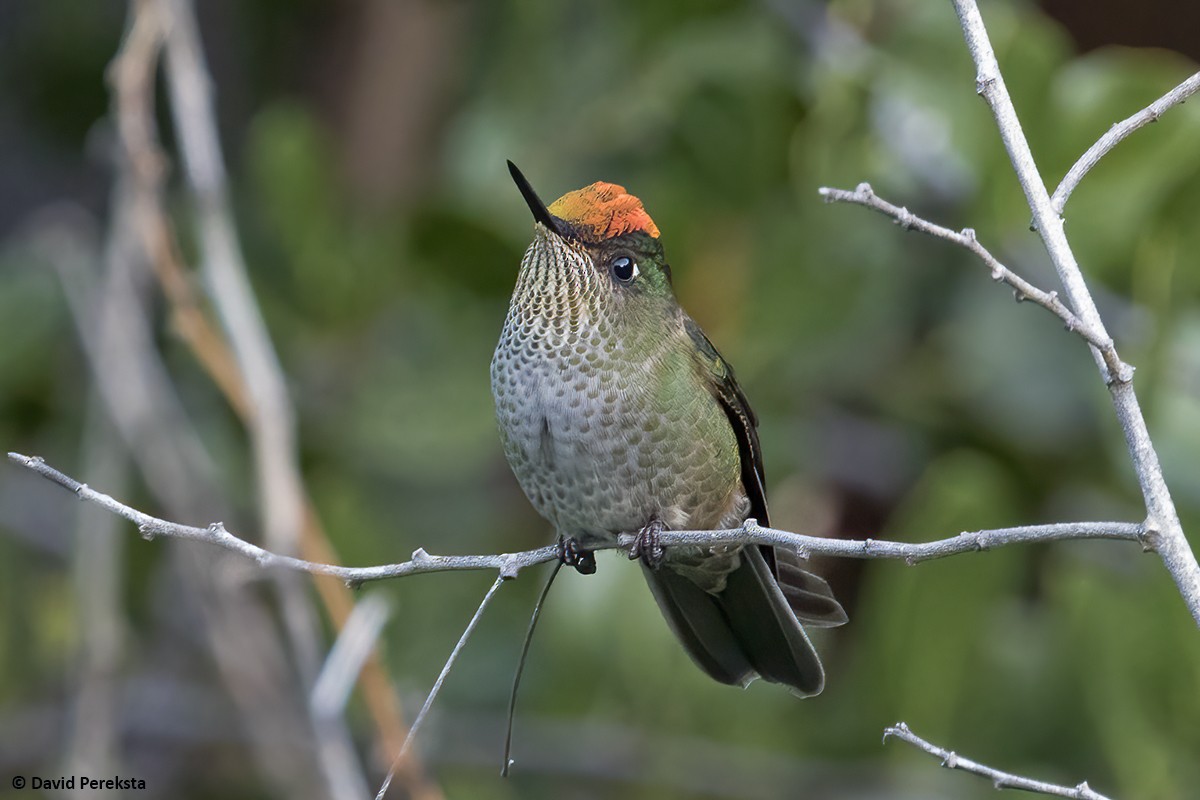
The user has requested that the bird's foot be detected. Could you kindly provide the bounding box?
[628,519,666,569]
[557,536,597,575]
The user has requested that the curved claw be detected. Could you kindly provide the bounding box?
[628,519,666,569]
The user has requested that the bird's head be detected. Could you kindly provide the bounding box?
[506,161,676,323]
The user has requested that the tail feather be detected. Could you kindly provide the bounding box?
[718,546,824,696]
[642,564,756,688]
[642,546,845,697]
[775,548,849,628]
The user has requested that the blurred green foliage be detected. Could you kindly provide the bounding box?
[2,0,1200,798]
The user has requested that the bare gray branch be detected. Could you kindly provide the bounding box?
[375,576,506,800]
[1052,71,1200,214]
[817,183,1119,359]
[951,0,1200,626]
[885,723,1113,800]
[9,452,1145,585]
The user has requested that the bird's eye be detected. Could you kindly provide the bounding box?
[611,255,638,282]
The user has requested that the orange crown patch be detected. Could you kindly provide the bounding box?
[548,181,661,241]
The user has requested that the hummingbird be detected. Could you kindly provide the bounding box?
[492,162,847,696]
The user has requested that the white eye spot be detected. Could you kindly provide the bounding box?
[611,255,638,282]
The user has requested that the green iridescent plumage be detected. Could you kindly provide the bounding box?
[492,163,846,695]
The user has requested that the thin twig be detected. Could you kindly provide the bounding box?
[1051,71,1200,215]
[952,0,1200,627]
[884,723,1113,800]
[502,560,563,777]
[817,183,1116,357]
[9,453,1146,583]
[375,576,507,800]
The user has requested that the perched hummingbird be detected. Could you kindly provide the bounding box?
[492,162,847,695]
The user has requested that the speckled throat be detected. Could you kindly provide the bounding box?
[490,225,748,587]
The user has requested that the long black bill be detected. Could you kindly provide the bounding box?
[507,160,560,234]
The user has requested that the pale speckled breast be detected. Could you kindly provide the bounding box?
[491,235,749,568]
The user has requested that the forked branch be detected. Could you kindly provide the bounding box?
[817,182,1122,371]
[821,4,1200,627]
[950,0,1200,625]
